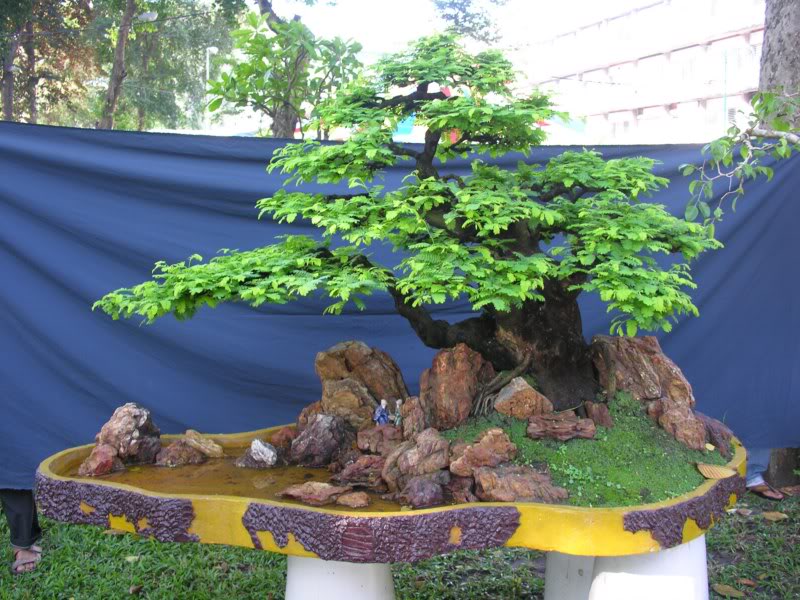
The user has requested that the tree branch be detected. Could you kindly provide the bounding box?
[752,127,800,144]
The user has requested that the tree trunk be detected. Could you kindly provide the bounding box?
[760,0,800,94]
[23,20,36,124]
[271,103,298,138]
[98,0,137,129]
[766,448,800,487]
[1,29,21,121]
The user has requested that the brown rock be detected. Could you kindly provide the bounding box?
[449,441,469,463]
[78,444,125,477]
[382,428,450,492]
[449,428,517,477]
[156,440,207,468]
[290,414,354,467]
[445,475,479,503]
[328,447,362,474]
[494,378,554,419]
[526,412,596,441]
[695,412,734,458]
[585,401,614,428]
[269,426,298,452]
[397,476,445,509]
[183,430,225,458]
[321,378,377,430]
[591,336,695,407]
[657,399,707,451]
[315,341,408,408]
[474,464,569,503]
[419,344,496,430]
[336,491,371,508]
[95,403,161,464]
[278,481,352,507]
[357,424,402,455]
[331,454,386,489]
[400,396,428,440]
[297,401,323,432]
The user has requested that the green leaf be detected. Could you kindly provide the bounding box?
[684,204,699,222]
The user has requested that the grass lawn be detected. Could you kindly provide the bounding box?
[1,493,797,599]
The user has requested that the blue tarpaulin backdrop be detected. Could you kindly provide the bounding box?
[1,122,798,489]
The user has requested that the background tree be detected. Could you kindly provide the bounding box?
[431,0,509,43]
[97,0,137,129]
[0,0,30,120]
[95,34,719,410]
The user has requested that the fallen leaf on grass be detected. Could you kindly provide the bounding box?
[780,485,800,496]
[102,529,129,536]
[758,574,768,580]
[736,508,753,517]
[129,585,143,595]
[697,463,737,479]
[705,443,716,451]
[762,511,789,522]
[712,583,745,598]
[124,555,140,563]
[737,578,757,587]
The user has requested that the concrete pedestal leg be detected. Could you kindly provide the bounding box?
[285,556,396,600]
[544,535,709,600]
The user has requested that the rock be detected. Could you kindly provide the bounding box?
[269,426,298,452]
[382,428,450,492]
[399,396,428,440]
[290,414,354,467]
[235,439,279,469]
[278,481,352,506]
[419,344,496,430]
[398,476,445,509]
[357,424,402,455]
[656,399,707,451]
[297,401,323,432]
[156,440,207,468]
[449,441,469,463]
[320,378,377,430]
[183,430,224,458]
[591,336,695,407]
[315,341,408,408]
[494,378,554,419]
[328,447,362,474]
[78,444,125,477]
[336,491,371,508]
[585,401,614,428]
[331,454,386,489]
[445,475,479,503]
[695,412,734,458]
[449,428,517,477]
[474,464,569,503]
[95,403,161,464]
[526,411,596,442]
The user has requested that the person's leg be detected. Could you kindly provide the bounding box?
[746,448,783,500]
[0,489,42,573]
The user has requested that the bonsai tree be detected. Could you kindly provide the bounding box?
[95,34,719,411]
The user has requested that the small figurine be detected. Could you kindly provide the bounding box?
[392,398,403,428]
[373,398,390,426]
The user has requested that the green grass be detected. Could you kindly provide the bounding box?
[1,494,797,599]
[442,393,728,507]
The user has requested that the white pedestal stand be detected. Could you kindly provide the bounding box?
[544,535,709,600]
[285,556,396,600]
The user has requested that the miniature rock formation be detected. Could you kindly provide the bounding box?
[235,439,279,469]
[94,402,161,464]
[269,426,298,452]
[297,401,323,432]
[331,454,387,490]
[278,481,352,506]
[290,414,354,467]
[648,399,707,451]
[695,412,734,458]
[494,378,554,420]
[382,428,450,492]
[78,444,125,477]
[183,429,224,458]
[399,396,428,440]
[336,491,371,508]
[444,474,479,503]
[449,428,517,477]
[320,378,377,430]
[398,475,446,508]
[473,464,569,503]
[526,411,597,442]
[156,440,207,467]
[584,401,614,429]
[419,343,496,430]
[357,424,402,455]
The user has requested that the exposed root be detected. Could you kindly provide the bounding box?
[472,354,532,417]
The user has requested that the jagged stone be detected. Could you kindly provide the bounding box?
[278,482,352,507]
[183,430,224,458]
[336,491,371,508]
[78,444,125,477]
[695,412,734,458]
[235,439,279,469]
[444,474,479,504]
[94,403,161,464]
[494,378,554,420]
[297,401,323,432]
[357,424,402,455]
[320,378,377,430]
[397,476,446,509]
[474,464,569,503]
[269,426,298,452]
[290,414,354,467]
[449,428,517,477]
[381,428,450,492]
[399,396,428,440]
[585,401,614,429]
[526,411,596,442]
[331,454,387,490]
[156,440,207,468]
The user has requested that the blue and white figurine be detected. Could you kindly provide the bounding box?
[373,398,390,426]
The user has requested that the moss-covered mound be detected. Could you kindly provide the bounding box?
[443,393,729,507]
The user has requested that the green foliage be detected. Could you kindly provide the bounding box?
[443,393,728,507]
[97,33,719,338]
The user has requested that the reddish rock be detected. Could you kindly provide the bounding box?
[474,464,569,503]
[183,430,224,458]
[297,401,323,432]
[695,412,734,458]
[328,447,362,474]
[269,426,298,452]
[321,378,377,430]
[449,441,469,463]
[94,403,161,464]
[591,336,695,407]
[419,344,496,430]
[382,428,450,492]
[156,440,207,468]
[315,341,408,408]
[585,401,614,429]
[494,378,554,420]
[290,414,354,468]
[445,475,479,504]
[657,400,707,451]
[278,482,352,507]
[78,444,125,477]
[526,411,596,442]
[336,491,371,508]
[357,424,402,455]
[331,454,387,489]
[399,396,428,440]
[398,476,446,509]
[449,428,517,477]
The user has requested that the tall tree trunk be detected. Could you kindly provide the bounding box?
[271,103,298,138]
[98,0,137,129]
[1,29,21,121]
[23,20,36,124]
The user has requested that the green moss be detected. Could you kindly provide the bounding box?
[443,393,729,507]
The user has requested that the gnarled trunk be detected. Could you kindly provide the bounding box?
[271,103,298,138]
